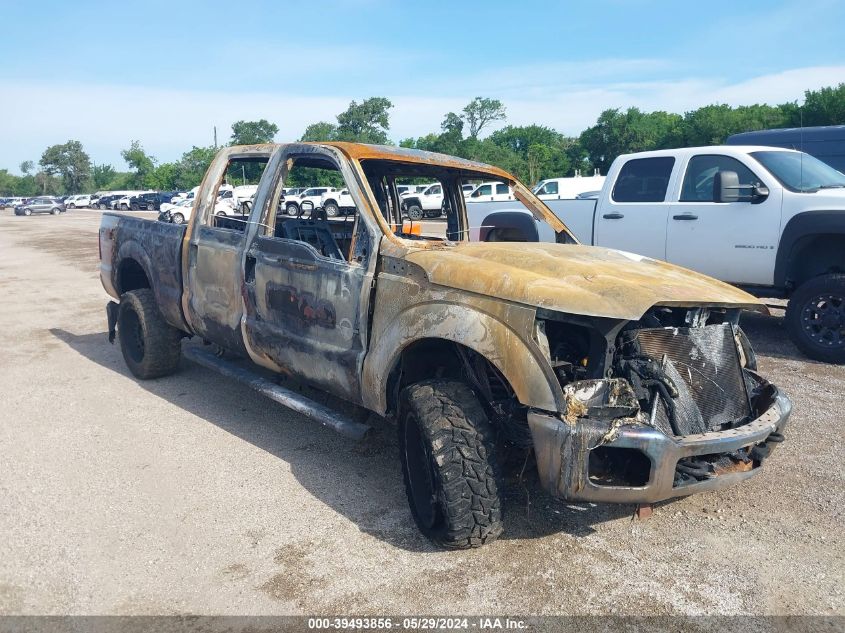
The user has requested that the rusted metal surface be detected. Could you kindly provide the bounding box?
[404,242,766,322]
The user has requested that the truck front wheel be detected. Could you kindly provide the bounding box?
[118,289,183,379]
[399,380,503,549]
[785,273,845,364]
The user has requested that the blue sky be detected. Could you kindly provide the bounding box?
[1,0,844,171]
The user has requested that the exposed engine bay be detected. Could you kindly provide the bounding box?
[471,305,789,501]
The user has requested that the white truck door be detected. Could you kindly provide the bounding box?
[666,154,781,286]
[593,156,675,259]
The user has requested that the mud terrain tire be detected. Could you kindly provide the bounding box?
[785,273,845,364]
[399,380,503,548]
[118,289,182,379]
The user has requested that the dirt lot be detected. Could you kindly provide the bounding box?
[0,208,842,618]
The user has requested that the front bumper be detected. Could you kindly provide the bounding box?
[528,380,791,504]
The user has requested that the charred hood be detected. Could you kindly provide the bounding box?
[404,243,765,321]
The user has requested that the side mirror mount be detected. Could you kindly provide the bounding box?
[714,170,740,203]
[751,183,770,203]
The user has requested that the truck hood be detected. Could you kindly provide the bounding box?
[404,242,764,321]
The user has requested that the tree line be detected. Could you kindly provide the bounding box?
[2,83,843,197]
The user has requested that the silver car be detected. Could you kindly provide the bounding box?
[15,197,65,216]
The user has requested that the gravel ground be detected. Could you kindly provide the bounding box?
[0,209,842,618]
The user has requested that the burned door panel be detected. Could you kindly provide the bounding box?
[243,235,369,402]
[185,225,248,354]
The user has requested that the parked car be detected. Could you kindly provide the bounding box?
[128,192,174,211]
[284,187,336,216]
[465,181,515,202]
[158,198,194,225]
[2,197,25,208]
[533,174,607,200]
[158,200,194,224]
[467,145,845,363]
[97,194,122,210]
[402,182,445,219]
[319,188,355,217]
[99,142,790,549]
[15,197,65,216]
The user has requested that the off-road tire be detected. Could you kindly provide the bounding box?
[118,289,182,379]
[785,273,845,364]
[407,204,423,220]
[399,380,503,548]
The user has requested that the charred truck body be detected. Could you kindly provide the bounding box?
[99,143,790,548]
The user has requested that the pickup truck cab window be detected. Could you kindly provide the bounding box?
[611,157,675,203]
[680,155,761,202]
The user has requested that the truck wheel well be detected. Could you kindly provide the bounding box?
[787,234,845,290]
[117,258,151,295]
[386,339,519,421]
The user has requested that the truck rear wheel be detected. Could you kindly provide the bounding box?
[399,380,503,548]
[785,273,845,364]
[118,289,183,379]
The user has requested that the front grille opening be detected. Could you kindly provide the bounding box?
[589,447,651,487]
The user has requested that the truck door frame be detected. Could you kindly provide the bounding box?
[239,144,382,404]
[181,144,276,354]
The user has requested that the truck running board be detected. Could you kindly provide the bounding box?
[183,347,371,441]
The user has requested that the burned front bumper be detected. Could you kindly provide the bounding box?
[527,378,791,504]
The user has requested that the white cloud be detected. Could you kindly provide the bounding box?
[1,64,843,171]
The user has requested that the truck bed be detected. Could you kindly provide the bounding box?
[99,213,188,332]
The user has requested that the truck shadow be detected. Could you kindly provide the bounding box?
[739,309,814,363]
[51,328,638,552]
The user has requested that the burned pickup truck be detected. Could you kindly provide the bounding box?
[99,143,790,548]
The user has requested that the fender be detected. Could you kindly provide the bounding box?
[115,239,190,332]
[361,301,561,416]
[775,210,845,288]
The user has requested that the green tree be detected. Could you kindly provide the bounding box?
[800,83,845,126]
[230,119,279,145]
[178,146,217,187]
[579,108,683,174]
[300,121,338,142]
[39,140,92,193]
[462,97,507,139]
[20,160,34,175]
[121,141,156,188]
[335,97,394,144]
[92,164,117,190]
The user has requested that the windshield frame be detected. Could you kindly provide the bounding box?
[351,157,575,248]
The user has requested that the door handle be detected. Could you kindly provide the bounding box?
[672,214,699,220]
[602,212,624,219]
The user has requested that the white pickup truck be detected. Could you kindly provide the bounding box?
[467,145,845,363]
[402,183,445,219]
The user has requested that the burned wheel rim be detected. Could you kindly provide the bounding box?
[121,308,145,364]
[800,292,845,349]
[403,413,438,530]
